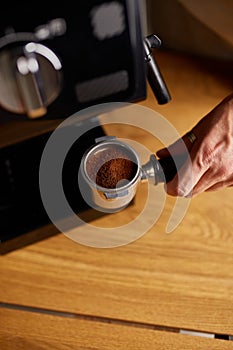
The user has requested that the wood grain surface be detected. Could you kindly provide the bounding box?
[1,50,233,348]
[1,197,233,336]
[1,308,232,350]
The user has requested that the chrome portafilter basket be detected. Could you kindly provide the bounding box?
[79,136,183,212]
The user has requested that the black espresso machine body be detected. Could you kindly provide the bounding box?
[0,0,147,119]
[0,1,170,253]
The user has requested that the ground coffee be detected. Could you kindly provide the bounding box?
[86,147,137,189]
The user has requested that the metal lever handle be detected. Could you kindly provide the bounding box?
[15,42,62,118]
[16,54,46,118]
[144,34,171,105]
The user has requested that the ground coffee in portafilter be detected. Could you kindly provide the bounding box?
[86,147,138,189]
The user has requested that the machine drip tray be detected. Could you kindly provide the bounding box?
[0,124,106,254]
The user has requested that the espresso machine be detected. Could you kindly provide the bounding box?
[0,0,171,252]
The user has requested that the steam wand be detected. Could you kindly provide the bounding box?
[144,34,171,105]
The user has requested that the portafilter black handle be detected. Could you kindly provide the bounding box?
[144,34,171,105]
[142,154,188,185]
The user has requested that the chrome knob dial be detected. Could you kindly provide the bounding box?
[0,35,62,118]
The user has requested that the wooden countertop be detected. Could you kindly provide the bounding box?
[1,50,233,349]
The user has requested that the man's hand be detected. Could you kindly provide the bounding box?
[156,93,233,197]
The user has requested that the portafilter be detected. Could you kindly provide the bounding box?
[79,136,186,212]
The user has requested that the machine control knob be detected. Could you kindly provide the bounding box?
[0,36,62,118]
